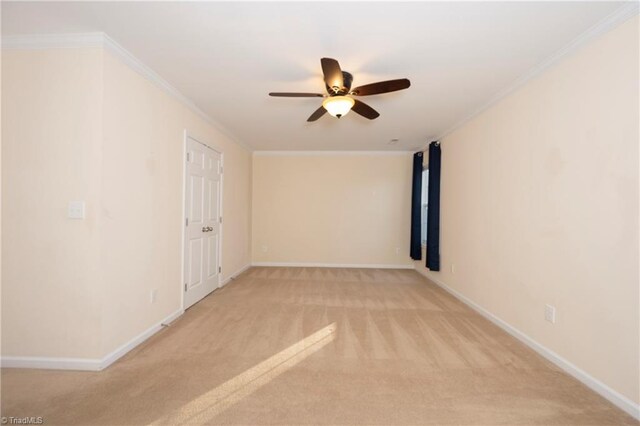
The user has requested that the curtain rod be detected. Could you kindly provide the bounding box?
[419,140,440,152]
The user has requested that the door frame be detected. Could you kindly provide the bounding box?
[181,130,224,310]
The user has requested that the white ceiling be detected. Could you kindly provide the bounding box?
[2,1,626,151]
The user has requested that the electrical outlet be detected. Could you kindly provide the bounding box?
[262,245,268,253]
[395,247,400,255]
[68,201,85,219]
[544,304,556,324]
[450,264,456,274]
[150,289,158,304]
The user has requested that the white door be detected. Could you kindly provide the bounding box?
[184,137,222,309]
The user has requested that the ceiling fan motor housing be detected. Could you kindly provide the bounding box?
[326,71,353,95]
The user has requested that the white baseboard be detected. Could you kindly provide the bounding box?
[1,309,184,372]
[220,263,251,287]
[414,268,640,421]
[0,356,102,371]
[251,262,414,269]
[99,308,184,370]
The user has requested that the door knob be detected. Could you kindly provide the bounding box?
[202,227,207,232]
[208,227,213,232]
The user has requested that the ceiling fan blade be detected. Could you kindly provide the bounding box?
[351,99,380,120]
[269,92,324,97]
[307,106,327,122]
[321,58,344,92]
[350,79,411,96]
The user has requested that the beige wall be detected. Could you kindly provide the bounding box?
[100,51,252,354]
[416,17,639,404]
[1,47,253,360]
[2,49,105,358]
[252,153,413,267]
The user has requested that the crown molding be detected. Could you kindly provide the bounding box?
[435,1,640,143]
[4,1,636,155]
[253,150,413,157]
[2,32,253,152]
[100,34,252,152]
[1,32,104,49]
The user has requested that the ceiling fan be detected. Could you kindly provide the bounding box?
[269,58,411,122]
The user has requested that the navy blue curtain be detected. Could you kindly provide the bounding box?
[426,142,441,271]
[410,152,423,260]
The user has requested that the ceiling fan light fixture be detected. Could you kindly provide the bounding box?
[322,96,355,118]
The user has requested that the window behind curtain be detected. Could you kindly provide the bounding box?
[421,169,429,245]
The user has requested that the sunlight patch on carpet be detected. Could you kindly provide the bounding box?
[151,322,337,425]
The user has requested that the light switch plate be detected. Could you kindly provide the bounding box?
[544,304,556,324]
[68,201,85,219]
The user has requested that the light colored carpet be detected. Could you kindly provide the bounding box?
[1,267,636,425]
